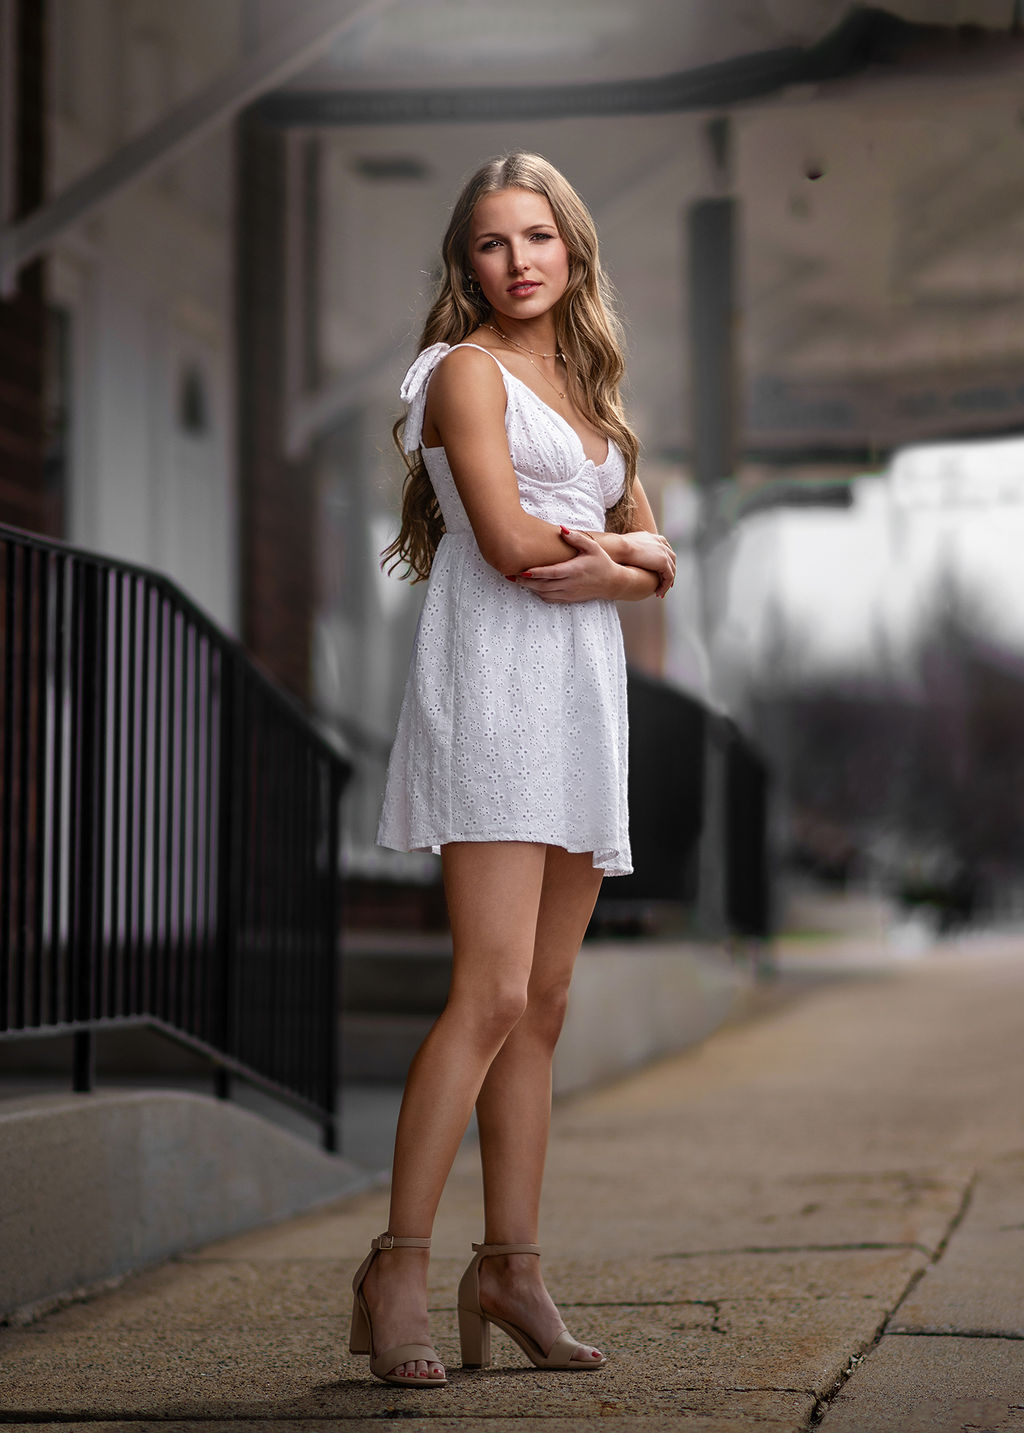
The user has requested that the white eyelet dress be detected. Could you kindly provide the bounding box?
[376,342,632,876]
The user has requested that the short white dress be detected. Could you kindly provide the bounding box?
[376,341,632,876]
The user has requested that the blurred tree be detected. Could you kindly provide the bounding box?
[743,566,1024,914]
[908,569,1024,877]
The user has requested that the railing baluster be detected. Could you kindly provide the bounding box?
[168,600,178,1018]
[15,544,33,1026]
[138,584,151,1014]
[65,560,82,1068]
[175,613,189,1033]
[242,689,261,1077]
[153,593,166,1023]
[109,572,124,1016]
[244,689,261,1075]
[298,746,315,1102]
[272,699,287,1077]
[69,562,101,1092]
[49,556,66,1025]
[1,540,15,1028]
[202,637,214,1039]
[281,723,298,1094]
[168,609,179,1027]
[267,703,283,1086]
[323,760,342,1152]
[95,568,110,1022]
[297,738,311,1098]
[31,549,49,1028]
[215,648,241,1100]
[188,626,202,1040]
[123,575,137,1015]
[203,638,218,1044]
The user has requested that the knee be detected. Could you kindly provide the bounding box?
[523,981,571,1049]
[448,981,529,1048]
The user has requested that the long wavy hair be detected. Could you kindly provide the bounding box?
[382,152,639,582]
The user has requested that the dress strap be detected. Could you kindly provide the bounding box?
[447,342,506,369]
[399,342,507,452]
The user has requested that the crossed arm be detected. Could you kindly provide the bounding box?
[424,346,675,604]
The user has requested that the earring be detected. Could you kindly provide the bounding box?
[464,271,481,295]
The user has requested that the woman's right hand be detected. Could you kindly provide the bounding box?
[514,529,628,603]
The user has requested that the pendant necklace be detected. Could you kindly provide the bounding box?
[487,323,567,401]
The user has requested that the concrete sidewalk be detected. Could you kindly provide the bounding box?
[1,934,1023,1431]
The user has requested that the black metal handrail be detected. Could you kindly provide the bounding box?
[0,521,350,1150]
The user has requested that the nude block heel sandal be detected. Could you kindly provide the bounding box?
[349,1233,447,1387]
[457,1242,607,1371]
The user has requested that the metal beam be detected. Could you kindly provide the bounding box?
[0,0,398,295]
[253,12,1024,130]
[252,8,862,128]
[255,55,804,129]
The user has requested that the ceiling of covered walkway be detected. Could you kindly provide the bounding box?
[245,0,1024,476]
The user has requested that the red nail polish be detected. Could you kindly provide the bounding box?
[521,571,533,578]
[560,525,570,535]
[505,574,517,581]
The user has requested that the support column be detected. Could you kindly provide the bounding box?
[235,112,316,703]
[687,115,738,940]
[0,0,57,537]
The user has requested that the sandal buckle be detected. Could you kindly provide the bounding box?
[377,1232,395,1250]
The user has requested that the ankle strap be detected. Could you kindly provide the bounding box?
[373,1232,431,1251]
[472,1241,541,1257]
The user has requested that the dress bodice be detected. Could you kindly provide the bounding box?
[380,341,633,878]
[399,342,626,535]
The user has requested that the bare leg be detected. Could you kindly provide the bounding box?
[361,841,546,1379]
[474,845,606,1364]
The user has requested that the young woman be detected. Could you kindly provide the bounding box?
[350,152,675,1388]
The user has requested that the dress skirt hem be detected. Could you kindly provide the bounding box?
[377,829,632,878]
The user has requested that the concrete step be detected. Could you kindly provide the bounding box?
[0,1089,371,1324]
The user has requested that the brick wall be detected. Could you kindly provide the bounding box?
[235,113,316,704]
[0,0,56,537]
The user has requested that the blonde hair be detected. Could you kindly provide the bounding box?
[382,152,639,582]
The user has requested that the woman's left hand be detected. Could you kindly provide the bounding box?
[513,529,626,603]
[622,530,676,597]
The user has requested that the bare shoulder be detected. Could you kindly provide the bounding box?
[426,342,507,430]
[430,342,505,391]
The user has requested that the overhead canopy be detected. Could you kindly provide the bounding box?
[7,0,1023,463]
[254,0,1024,464]
[261,2,1021,124]
[5,1,1018,289]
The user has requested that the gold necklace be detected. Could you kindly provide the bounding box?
[487,323,562,360]
[487,323,567,400]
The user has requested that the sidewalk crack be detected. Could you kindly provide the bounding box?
[883,1171,978,1328]
[803,1171,979,1430]
[671,1384,818,1395]
[660,1241,932,1259]
[889,1328,1024,1342]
